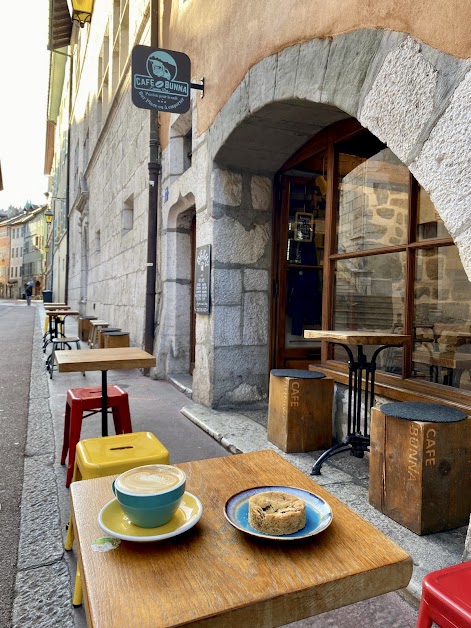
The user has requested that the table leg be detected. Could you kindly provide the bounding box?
[311,342,403,475]
[101,371,108,437]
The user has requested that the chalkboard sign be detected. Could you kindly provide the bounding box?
[294,212,313,242]
[194,244,211,314]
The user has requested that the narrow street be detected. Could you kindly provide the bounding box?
[0,301,35,627]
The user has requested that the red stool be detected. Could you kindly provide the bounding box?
[417,561,471,628]
[61,386,132,487]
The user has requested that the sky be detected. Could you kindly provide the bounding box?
[0,1,50,211]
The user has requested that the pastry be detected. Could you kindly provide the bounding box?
[248,491,306,535]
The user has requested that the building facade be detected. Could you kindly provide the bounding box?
[47,1,471,429]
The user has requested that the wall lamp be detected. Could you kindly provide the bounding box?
[44,210,53,224]
[67,0,94,28]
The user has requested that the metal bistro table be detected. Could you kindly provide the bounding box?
[43,308,80,369]
[304,330,410,475]
[54,347,156,436]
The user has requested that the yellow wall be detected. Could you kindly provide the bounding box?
[160,0,470,144]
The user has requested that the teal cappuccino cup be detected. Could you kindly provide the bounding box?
[112,464,186,528]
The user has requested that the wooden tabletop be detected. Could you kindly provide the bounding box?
[45,303,68,309]
[71,450,412,627]
[55,347,156,372]
[45,309,80,317]
[304,330,410,345]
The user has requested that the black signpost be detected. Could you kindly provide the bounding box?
[132,45,192,113]
[194,245,211,314]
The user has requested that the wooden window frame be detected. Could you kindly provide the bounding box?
[279,119,471,412]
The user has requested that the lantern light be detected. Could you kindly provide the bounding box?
[67,0,94,28]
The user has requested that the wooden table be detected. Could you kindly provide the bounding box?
[71,450,412,628]
[55,347,156,436]
[303,331,410,474]
[43,309,80,356]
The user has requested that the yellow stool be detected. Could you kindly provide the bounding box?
[65,431,170,606]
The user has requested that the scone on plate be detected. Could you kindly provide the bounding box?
[248,490,306,535]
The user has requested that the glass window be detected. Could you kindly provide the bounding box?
[416,185,451,241]
[284,176,325,349]
[412,246,471,388]
[336,136,409,254]
[333,252,406,373]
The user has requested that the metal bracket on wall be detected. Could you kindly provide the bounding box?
[190,77,205,98]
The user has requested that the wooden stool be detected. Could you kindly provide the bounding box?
[65,431,170,606]
[48,336,82,379]
[267,369,333,453]
[417,561,471,627]
[369,402,471,534]
[61,385,132,487]
[78,316,97,342]
[98,327,121,348]
[88,320,109,348]
[104,331,130,348]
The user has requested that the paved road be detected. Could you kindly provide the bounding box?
[0,302,35,627]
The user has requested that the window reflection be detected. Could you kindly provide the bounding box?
[336,142,409,254]
[412,246,471,389]
[416,186,450,241]
[285,175,325,348]
[333,253,406,374]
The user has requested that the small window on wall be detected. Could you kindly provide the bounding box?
[96,230,101,254]
[183,128,192,171]
[122,195,134,232]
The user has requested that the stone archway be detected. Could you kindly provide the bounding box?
[209,31,471,278]
[162,29,471,408]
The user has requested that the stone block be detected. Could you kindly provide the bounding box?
[294,38,330,102]
[248,55,277,114]
[360,37,437,164]
[243,292,268,345]
[211,168,242,207]
[251,176,272,211]
[243,269,269,292]
[274,45,299,101]
[213,269,242,305]
[213,215,270,265]
[213,305,242,346]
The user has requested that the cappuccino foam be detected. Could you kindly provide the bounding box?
[117,466,184,495]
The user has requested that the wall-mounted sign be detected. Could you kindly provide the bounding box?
[131,45,191,113]
[294,212,314,242]
[194,244,211,314]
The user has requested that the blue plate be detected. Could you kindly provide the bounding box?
[224,485,333,541]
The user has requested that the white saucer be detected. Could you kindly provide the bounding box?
[98,491,203,542]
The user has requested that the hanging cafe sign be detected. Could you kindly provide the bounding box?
[131,45,204,113]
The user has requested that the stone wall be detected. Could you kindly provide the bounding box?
[69,85,150,342]
[160,129,273,406]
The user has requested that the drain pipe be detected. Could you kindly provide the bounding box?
[64,52,73,303]
[144,0,161,358]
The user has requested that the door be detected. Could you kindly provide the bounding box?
[272,175,326,368]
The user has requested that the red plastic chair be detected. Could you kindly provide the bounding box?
[61,386,132,487]
[417,561,471,628]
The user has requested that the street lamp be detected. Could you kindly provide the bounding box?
[67,0,94,28]
[44,209,53,224]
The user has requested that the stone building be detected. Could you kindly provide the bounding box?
[47,1,471,430]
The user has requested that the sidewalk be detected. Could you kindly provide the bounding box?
[12,306,468,627]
